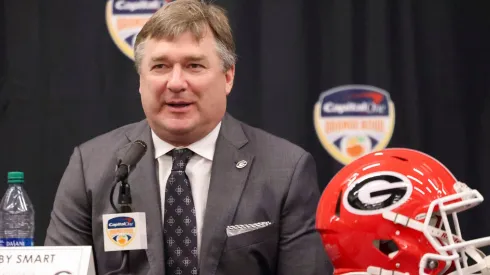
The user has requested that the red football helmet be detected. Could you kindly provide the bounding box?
[316,148,490,275]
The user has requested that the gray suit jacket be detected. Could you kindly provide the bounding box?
[45,113,332,275]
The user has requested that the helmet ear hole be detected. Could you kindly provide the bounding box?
[373,239,400,259]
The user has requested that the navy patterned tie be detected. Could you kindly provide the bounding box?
[163,148,199,275]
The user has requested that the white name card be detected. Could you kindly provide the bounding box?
[0,246,95,275]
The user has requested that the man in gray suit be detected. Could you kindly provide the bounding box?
[45,1,332,274]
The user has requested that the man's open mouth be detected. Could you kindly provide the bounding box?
[168,103,191,108]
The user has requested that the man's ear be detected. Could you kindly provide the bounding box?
[225,64,235,95]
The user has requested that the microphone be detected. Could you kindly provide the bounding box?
[104,140,149,275]
[109,140,148,214]
[115,140,147,182]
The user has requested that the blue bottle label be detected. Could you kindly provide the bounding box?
[1,238,34,246]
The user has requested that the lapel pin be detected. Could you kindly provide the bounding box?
[236,160,247,169]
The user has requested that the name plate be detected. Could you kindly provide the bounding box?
[0,246,95,275]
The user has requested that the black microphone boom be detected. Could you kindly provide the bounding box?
[109,140,148,214]
[105,140,148,275]
[115,140,147,182]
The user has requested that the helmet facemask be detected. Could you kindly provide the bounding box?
[383,182,490,275]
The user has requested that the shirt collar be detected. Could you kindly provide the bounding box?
[151,122,221,161]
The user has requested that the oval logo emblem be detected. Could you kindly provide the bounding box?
[313,85,395,165]
[342,171,412,215]
[105,0,174,60]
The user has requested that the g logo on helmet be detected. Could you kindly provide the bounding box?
[343,171,412,215]
[105,0,175,60]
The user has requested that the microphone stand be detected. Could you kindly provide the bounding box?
[105,140,147,275]
[118,177,132,273]
[105,174,133,275]
[118,177,133,214]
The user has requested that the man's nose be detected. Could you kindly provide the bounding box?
[167,66,186,93]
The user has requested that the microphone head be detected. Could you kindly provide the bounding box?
[125,140,147,165]
[116,140,148,181]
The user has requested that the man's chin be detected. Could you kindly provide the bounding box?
[162,119,196,135]
[166,127,194,136]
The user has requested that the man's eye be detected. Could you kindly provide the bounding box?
[189,64,203,69]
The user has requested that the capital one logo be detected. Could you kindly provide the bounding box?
[343,171,413,215]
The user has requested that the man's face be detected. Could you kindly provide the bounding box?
[139,26,235,146]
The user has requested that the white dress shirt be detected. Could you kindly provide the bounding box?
[151,122,221,257]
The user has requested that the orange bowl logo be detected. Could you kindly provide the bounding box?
[106,217,136,247]
[105,0,174,60]
[313,85,396,165]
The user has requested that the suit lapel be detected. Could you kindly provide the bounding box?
[199,114,254,275]
[116,121,165,274]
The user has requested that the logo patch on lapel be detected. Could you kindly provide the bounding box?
[236,160,248,169]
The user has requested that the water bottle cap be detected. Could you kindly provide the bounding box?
[7,171,24,183]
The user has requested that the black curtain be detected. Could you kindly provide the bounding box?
[1,0,490,248]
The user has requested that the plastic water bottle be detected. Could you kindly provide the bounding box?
[0,171,35,246]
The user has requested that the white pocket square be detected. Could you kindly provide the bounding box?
[226,221,272,237]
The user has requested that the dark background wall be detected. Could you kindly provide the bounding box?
[1,0,490,248]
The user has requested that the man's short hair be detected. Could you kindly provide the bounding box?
[134,0,236,73]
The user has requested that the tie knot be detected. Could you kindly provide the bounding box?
[168,148,194,171]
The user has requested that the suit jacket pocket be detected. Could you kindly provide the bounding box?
[225,222,277,252]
